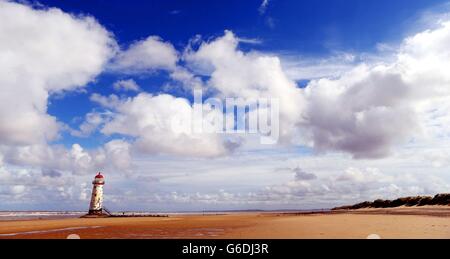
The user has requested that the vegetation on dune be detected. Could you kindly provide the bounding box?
[332,193,450,210]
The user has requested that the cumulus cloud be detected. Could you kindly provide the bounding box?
[300,65,417,158]
[0,140,133,210]
[0,139,133,178]
[168,67,206,92]
[0,1,116,146]
[97,93,239,157]
[182,22,450,158]
[110,36,178,73]
[0,165,96,208]
[113,79,140,92]
[184,31,297,100]
[298,21,450,158]
[0,1,131,188]
[70,111,112,137]
[103,140,132,172]
[90,93,122,109]
[184,30,305,143]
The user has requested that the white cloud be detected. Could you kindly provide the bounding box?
[336,167,393,183]
[10,185,26,195]
[0,139,133,177]
[184,30,305,143]
[280,52,358,81]
[98,93,239,157]
[168,67,206,92]
[90,93,122,109]
[237,37,263,45]
[0,1,116,146]
[300,64,418,158]
[70,111,112,137]
[0,165,100,209]
[110,36,178,73]
[181,22,450,158]
[113,79,140,92]
[298,21,450,158]
[259,0,270,15]
[103,140,132,173]
[0,2,130,203]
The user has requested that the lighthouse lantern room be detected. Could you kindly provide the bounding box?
[88,172,105,215]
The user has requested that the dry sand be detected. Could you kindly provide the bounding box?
[1,207,449,239]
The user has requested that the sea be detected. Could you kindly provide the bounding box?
[0,209,329,221]
[0,211,86,221]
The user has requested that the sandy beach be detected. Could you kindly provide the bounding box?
[0,206,449,239]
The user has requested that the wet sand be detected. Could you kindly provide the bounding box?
[1,207,449,239]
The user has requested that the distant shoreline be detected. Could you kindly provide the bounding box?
[332,193,450,211]
[0,209,332,221]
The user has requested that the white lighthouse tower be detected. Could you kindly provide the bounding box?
[88,172,105,215]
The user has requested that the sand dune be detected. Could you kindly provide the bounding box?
[0,207,449,239]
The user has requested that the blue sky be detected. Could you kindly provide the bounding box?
[2,0,450,211]
[39,0,445,52]
[44,0,448,148]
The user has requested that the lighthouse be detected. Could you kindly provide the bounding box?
[88,172,105,215]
